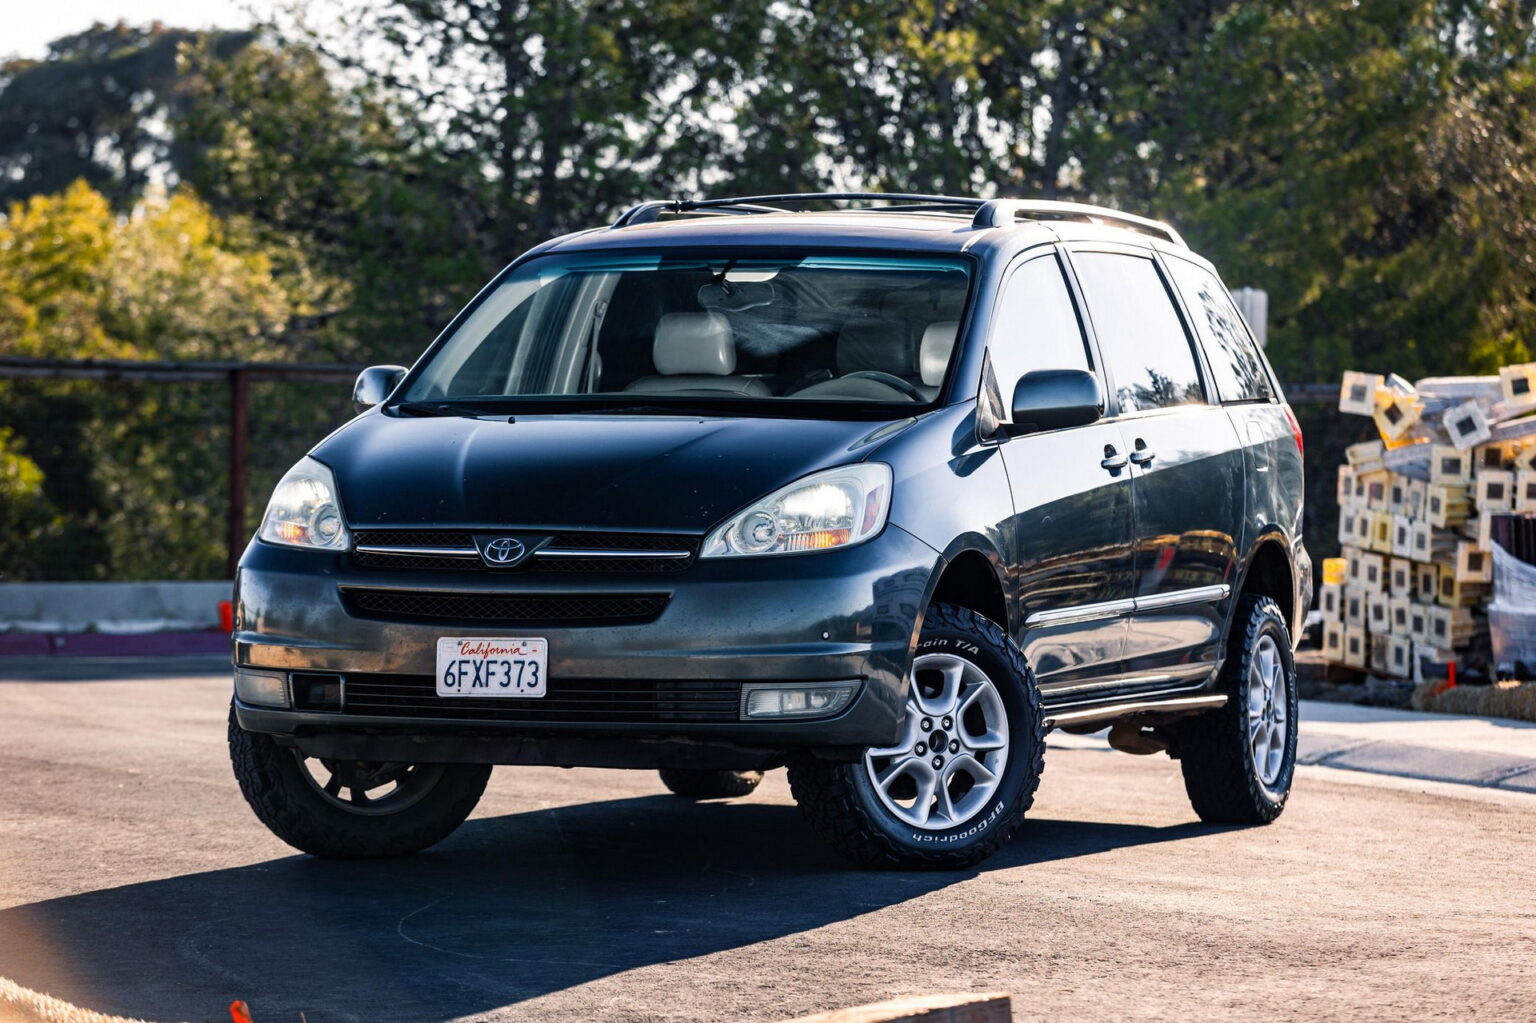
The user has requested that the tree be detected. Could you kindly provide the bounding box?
[0,22,253,208]
[0,180,337,579]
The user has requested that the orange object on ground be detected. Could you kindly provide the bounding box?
[230,1000,254,1023]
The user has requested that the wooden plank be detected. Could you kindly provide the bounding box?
[780,993,1012,1023]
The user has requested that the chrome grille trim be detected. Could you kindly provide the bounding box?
[354,544,480,558]
[534,548,692,559]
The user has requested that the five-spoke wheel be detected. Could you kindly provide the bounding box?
[864,653,1009,830]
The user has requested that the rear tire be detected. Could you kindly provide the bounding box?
[657,768,764,799]
[1175,595,1298,824]
[228,705,491,857]
[789,603,1044,869]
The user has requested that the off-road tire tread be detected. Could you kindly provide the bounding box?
[657,768,764,799]
[1176,595,1293,824]
[788,604,1044,869]
[228,705,491,857]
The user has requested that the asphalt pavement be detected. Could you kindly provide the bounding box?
[1,657,1533,1022]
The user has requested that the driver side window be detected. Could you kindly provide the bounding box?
[988,254,1092,392]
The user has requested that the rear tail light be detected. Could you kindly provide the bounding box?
[1282,403,1304,457]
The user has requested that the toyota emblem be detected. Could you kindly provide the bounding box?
[480,536,525,565]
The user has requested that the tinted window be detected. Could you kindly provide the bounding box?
[988,254,1091,391]
[1071,251,1203,413]
[1165,256,1273,403]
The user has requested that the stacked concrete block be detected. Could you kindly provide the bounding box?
[1321,366,1536,676]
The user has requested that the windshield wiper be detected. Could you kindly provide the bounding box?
[391,401,508,418]
[565,403,758,418]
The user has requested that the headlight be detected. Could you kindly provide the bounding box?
[701,463,891,558]
[257,456,349,551]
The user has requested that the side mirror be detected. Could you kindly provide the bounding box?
[353,365,407,411]
[1004,369,1104,436]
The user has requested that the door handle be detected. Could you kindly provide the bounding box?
[1101,446,1129,471]
[1129,439,1155,466]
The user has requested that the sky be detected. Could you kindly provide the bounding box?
[4,0,271,59]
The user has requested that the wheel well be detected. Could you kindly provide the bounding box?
[930,550,1008,633]
[1241,539,1294,632]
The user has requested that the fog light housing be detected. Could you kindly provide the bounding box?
[234,668,289,708]
[741,681,859,720]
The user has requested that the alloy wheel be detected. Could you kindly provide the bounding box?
[864,652,1010,830]
[1246,634,1289,787]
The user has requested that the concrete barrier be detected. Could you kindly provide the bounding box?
[0,581,231,634]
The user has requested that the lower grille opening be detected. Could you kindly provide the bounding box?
[340,674,741,723]
[342,588,668,626]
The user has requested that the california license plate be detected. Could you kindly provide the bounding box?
[435,637,548,698]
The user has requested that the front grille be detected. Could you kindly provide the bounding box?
[340,673,740,723]
[351,530,698,573]
[342,588,668,625]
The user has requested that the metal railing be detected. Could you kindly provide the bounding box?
[0,357,1346,582]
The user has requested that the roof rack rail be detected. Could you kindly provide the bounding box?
[971,199,1185,246]
[612,192,985,228]
[612,192,1185,246]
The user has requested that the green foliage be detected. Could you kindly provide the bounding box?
[0,427,59,581]
[0,180,338,579]
[4,4,1536,580]
[0,23,254,208]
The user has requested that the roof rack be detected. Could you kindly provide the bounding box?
[611,192,1184,246]
[970,199,1185,246]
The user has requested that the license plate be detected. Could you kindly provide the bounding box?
[435,637,548,698]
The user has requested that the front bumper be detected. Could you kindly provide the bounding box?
[231,524,941,758]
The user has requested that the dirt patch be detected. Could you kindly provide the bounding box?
[1412,679,1536,722]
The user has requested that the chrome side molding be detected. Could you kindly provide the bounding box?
[1025,583,1232,628]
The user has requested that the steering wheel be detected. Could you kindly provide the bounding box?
[840,370,926,401]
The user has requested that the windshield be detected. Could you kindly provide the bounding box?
[399,252,972,413]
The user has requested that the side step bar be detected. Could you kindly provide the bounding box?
[1044,693,1227,731]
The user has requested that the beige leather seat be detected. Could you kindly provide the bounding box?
[624,312,771,397]
[916,321,958,399]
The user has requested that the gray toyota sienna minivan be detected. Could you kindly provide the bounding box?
[229,193,1310,868]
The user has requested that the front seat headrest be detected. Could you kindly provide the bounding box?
[919,321,959,386]
[653,312,735,376]
[837,317,916,377]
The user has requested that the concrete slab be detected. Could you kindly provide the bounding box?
[1296,700,1536,792]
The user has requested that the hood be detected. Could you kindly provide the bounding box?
[313,411,912,533]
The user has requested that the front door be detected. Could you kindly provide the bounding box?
[989,251,1138,696]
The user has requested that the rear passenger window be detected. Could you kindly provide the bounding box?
[1070,251,1203,413]
[988,254,1091,391]
[1165,257,1274,403]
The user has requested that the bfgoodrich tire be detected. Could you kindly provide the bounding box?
[228,705,491,857]
[788,603,1044,869]
[657,768,764,799]
[1175,595,1298,824]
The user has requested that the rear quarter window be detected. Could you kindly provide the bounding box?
[1165,256,1274,404]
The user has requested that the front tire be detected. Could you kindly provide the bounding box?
[788,604,1044,869]
[1175,595,1298,824]
[657,768,764,799]
[228,706,491,857]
